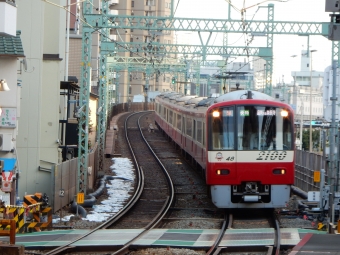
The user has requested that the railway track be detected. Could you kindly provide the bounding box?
[214,209,281,255]
[24,111,288,255]
[41,112,174,255]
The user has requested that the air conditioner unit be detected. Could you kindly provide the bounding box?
[109,9,118,15]
[0,134,13,151]
[108,0,119,5]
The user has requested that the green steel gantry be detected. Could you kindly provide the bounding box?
[77,0,337,194]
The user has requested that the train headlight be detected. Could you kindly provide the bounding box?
[217,169,230,175]
[281,110,289,117]
[273,169,286,175]
[212,111,220,118]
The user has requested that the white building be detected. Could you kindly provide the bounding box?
[289,50,324,122]
[252,57,267,91]
[0,1,24,205]
[16,0,66,200]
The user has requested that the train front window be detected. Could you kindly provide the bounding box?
[237,106,293,151]
[209,107,235,150]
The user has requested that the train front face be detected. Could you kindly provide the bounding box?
[206,101,295,208]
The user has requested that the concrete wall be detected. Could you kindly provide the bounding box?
[16,0,66,201]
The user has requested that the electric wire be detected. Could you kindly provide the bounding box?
[41,0,276,85]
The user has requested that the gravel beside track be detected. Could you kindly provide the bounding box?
[109,112,170,229]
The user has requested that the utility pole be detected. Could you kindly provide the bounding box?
[309,50,317,152]
[329,60,338,223]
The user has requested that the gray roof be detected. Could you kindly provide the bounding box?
[0,30,25,57]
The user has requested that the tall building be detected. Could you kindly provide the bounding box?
[289,50,324,122]
[111,0,175,102]
[252,57,267,91]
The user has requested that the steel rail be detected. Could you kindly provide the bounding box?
[43,112,145,255]
[111,111,175,255]
[273,218,281,255]
[205,212,229,255]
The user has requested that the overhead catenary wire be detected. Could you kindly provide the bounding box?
[41,0,279,83]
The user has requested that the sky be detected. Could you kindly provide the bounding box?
[173,0,333,84]
[53,158,135,223]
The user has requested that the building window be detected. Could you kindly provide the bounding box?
[144,36,151,43]
[146,0,154,6]
[145,11,153,16]
[132,1,134,7]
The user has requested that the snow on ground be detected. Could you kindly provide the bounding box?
[53,158,135,223]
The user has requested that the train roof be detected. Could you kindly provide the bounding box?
[196,97,216,107]
[185,96,207,105]
[156,90,279,110]
[175,95,197,102]
[214,90,274,103]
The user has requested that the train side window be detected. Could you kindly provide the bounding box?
[182,116,186,133]
[169,110,173,125]
[163,106,166,119]
[186,117,192,137]
[177,114,181,131]
[193,120,196,140]
[197,120,202,144]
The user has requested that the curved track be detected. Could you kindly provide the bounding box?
[43,112,174,255]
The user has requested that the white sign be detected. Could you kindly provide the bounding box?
[0,108,16,128]
[308,191,320,202]
[0,194,10,206]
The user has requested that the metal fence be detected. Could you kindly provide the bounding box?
[295,150,328,192]
[51,145,97,213]
[51,102,155,213]
[109,102,155,120]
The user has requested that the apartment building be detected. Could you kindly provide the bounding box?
[111,0,175,102]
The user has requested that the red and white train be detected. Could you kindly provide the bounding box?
[154,90,295,209]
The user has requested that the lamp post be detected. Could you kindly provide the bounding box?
[309,50,317,152]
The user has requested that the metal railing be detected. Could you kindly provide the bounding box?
[295,149,328,192]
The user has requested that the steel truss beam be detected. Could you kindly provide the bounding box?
[84,15,329,35]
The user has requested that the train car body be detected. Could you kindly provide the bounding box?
[155,90,295,209]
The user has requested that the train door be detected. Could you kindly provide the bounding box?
[193,119,196,155]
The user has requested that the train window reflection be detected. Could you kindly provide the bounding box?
[237,106,293,151]
[210,107,235,150]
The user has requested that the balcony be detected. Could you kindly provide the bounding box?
[108,0,119,6]
[0,1,17,37]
